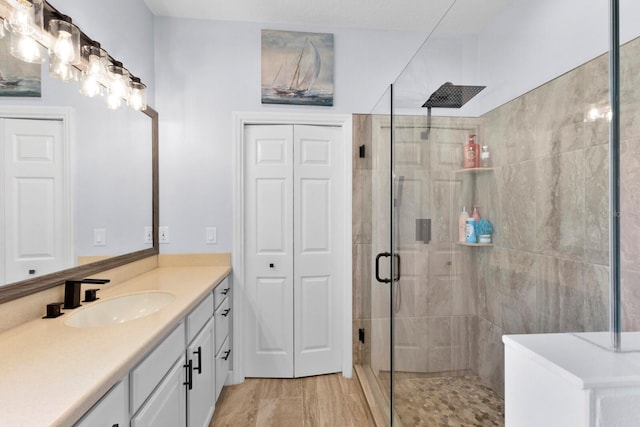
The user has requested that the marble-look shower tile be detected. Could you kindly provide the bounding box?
[426,316,452,373]
[583,263,609,332]
[621,269,640,331]
[352,169,372,245]
[584,145,609,265]
[394,276,418,319]
[500,250,538,334]
[450,316,472,371]
[353,243,372,320]
[535,256,586,333]
[352,114,373,170]
[502,94,537,164]
[621,38,640,106]
[620,138,640,272]
[476,247,504,327]
[476,317,505,397]
[500,161,536,251]
[535,151,585,259]
[395,317,429,373]
[535,71,587,158]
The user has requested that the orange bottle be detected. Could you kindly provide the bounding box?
[463,134,479,168]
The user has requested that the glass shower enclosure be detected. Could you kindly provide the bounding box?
[353,0,640,425]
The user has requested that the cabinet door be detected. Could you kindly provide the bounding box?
[131,357,187,427]
[74,378,128,427]
[187,317,216,427]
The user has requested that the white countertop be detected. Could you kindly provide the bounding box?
[0,264,231,427]
[503,332,640,390]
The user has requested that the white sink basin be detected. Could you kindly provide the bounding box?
[65,291,175,328]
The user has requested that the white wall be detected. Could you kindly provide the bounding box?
[154,17,427,253]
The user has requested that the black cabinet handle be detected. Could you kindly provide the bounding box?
[221,308,231,317]
[183,359,193,390]
[112,424,119,427]
[220,287,230,295]
[193,346,202,374]
[222,349,231,361]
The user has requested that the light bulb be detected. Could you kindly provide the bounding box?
[80,74,102,97]
[10,33,45,63]
[54,31,75,63]
[49,55,77,81]
[87,55,103,76]
[107,92,123,110]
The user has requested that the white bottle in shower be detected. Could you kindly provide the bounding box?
[458,206,469,242]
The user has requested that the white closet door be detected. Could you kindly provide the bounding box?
[244,123,343,378]
[244,124,295,378]
[293,124,343,377]
[2,118,70,284]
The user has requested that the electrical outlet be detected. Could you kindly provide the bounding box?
[144,226,152,244]
[159,226,170,243]
[94,228,106,246]
[205,227,217,244]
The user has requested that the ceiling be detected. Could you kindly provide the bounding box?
[143,0,510,33]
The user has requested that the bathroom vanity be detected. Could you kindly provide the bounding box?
[504,333,640,426]
[0,259,231,426]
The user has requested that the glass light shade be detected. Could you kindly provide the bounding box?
[79,44,107,97]
[49,54,78,82]
[106,63,130,110]
[128,79,147,111]
[10,31,45,63]
[79,72,102,97]
[6,0,42,35]
[49,19,80,65]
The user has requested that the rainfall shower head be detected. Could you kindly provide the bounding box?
[422,82,486,109]
[420,82,486,140]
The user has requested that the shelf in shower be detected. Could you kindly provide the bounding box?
[455,167,495,174]
[455,242,493,247]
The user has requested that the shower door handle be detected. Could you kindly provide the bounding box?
[375,252,401,283]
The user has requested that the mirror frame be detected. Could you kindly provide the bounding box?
[0,107,159,305]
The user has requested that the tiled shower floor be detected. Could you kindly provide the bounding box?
[394,375,504,427]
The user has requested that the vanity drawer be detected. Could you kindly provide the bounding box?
[213,276,231,309]
[214,297,231,352]
[215,336,231,401]
[187,292,214,343]
[130,323,185,414]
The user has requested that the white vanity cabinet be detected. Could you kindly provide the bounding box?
[213,276,232,400]
[74,378,129,427]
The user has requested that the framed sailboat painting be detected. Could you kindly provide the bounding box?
[261,29,334,106]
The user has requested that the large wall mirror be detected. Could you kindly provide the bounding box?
[0,25,158,304]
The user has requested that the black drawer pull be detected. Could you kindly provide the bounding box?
[220,287,230,295]
[221,308,231,317]
[222,349,231,361]
[193,346,202,374]
[183,359,193,390]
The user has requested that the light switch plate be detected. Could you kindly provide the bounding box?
[94,228,106,246]
[205,227,217,244]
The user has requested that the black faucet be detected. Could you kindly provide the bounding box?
[64,278,110,309]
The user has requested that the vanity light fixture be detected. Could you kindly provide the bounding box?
[0,0,148,110]
[128,77,147,111]
[6,0,46,64]
[106,61,130,110]
[79,42,107,97]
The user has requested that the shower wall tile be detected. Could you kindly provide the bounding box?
[535,151,585,259]
[502,95,537,164]
[583,263,609,331]
[500,161,536,251]
[450,316,473,371]
[353,243,372,320]
[352,169,372,245]
[353,114,373,170]
[584,145,609,265]
[476,317,504,397]
[500,250,538,335]
[620,137,640,272]
[622,269,640,331]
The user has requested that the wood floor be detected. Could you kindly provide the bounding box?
[209,373,375,427]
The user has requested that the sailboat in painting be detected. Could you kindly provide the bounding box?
[262,30,334,106]
[272,38,321,97]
